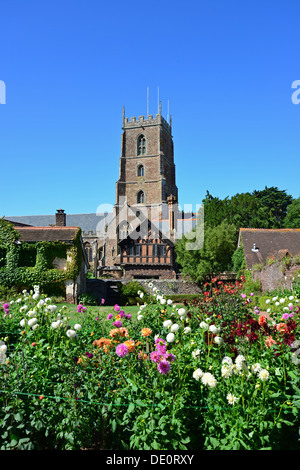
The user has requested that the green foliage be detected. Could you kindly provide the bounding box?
[0,221,82,295]
[252,263,264,272]
[202,186,294,229]
[118,281,147,305]
[78,293,97,306]
[0,281,299,450]
[252,186,293,228]
[0,219,19,246]
[232,244,246,277]
[175,220,238,284]
[165,294,202,303]
[0,284,18,300]
[177,186,296,286]
[18,244,37,267]
[242,275,262,295]
[284,197,300,228]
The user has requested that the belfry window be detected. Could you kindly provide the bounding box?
[137,135,146,155]
[137,190,145,204]
[137,164,144,177]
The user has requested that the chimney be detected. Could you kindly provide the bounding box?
[55,209,66,226]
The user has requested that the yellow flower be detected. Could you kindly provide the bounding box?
[124,340,135,352]
[141,328,152,337]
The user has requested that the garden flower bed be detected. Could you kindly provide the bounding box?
[0,280,299,450]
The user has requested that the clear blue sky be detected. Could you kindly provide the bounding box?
[1,0,300,217]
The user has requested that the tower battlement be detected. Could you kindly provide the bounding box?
[123,111,172,134]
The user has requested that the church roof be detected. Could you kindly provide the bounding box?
[4,210,197,239]
[4,213,114,235]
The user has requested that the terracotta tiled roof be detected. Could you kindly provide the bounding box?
[239,228,300,269]
[15,226,80,243]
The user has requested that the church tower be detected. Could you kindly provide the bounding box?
[100,104,179,280]
[115,104,178,220]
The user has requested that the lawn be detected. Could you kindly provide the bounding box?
[56,302,141,324]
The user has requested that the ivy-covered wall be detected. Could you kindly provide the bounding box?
[0,220,84,296]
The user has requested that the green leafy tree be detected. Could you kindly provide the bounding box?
[175,220,238,285]
[252,186,293,228]
[226,192,266,228]
[284,197,300,228]
[202,186,294,230]
[201,191,229,228]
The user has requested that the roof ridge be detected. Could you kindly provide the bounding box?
[15,226,80,230]
[240,228,300,232]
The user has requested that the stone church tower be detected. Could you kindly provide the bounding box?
[115,104,178,221]
[100,104,179,279]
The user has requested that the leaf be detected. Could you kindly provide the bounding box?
[135,399,147,407]
[287,371,298,382]
[127,403,135,414]
[209,437,220,448]
[18,438,30,446]
[14,413,22,422]
[151,440,160,449]
[111,419,117,433]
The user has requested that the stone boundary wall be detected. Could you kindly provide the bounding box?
[252,261,300,292]
[86,278,203,304]
[126,278,202,296]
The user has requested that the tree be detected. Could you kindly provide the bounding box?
[175,220,238,285]
[201,191,229,228]
[252,186,293,228]
[284,197,300,228]
[226,192,265,228]
[202,186,294,229]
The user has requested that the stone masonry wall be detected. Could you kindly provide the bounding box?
[133,278,202,296]
[86,278,202,305]
[252,260,300,292]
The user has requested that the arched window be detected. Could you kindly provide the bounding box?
[137,190,145,204]
[137,164,144,177]
[137,135,146,155]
